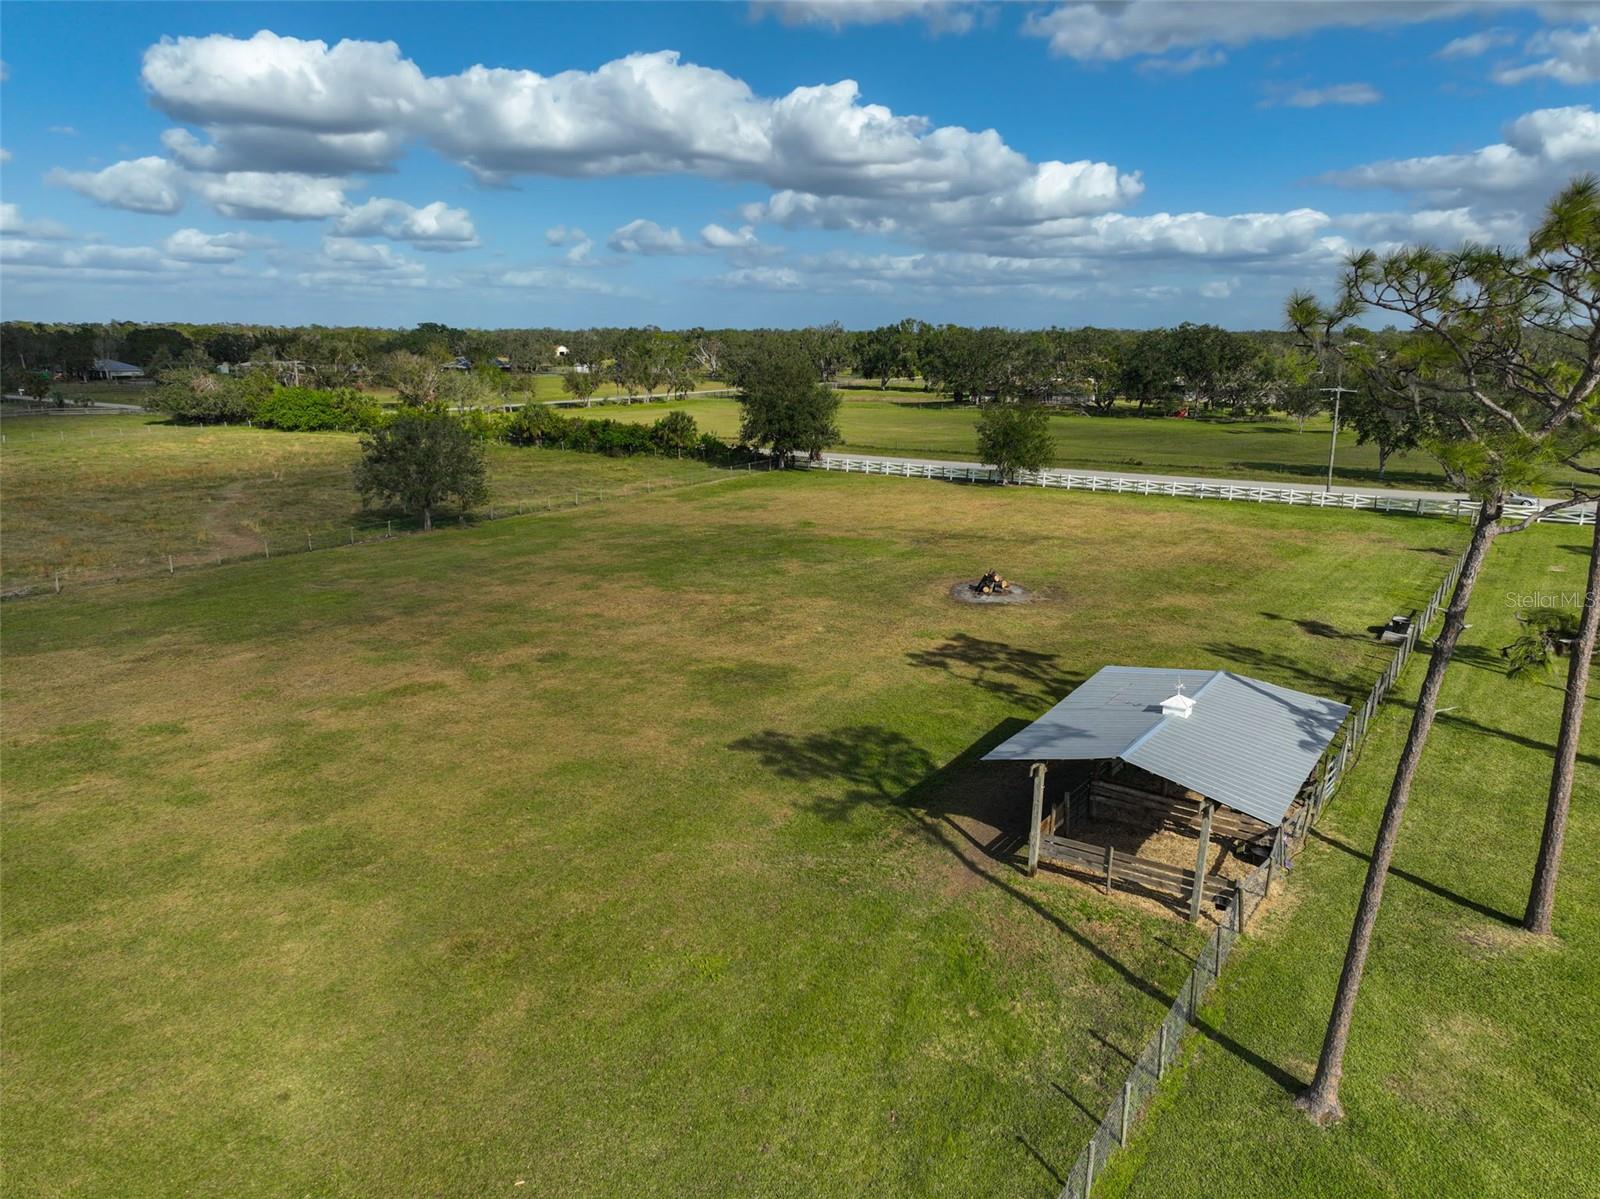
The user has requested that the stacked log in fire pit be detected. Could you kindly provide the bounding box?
[973,570,1010,596]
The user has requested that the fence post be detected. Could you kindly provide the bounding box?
[1120,1081,1132,1145]
[1157,1023,1167,1076]
[167,554,174,575]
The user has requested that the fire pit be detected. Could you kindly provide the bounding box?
[949,570,1035,605]
[975,569,1010,595]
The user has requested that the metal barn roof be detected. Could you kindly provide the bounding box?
[982,666,1349,827]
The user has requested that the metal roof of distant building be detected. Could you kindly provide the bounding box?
[93,359,142,372]
[982,666,1349,827]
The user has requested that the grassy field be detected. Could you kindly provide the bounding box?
[1100,522,1599,1199]
[588,397,1597,493]
[0,414,721,587]
[24,385,1598,493]
[1,467,1465,1197]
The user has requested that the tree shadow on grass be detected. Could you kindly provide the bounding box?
[1231,459,1451,490]
[1388,693,1600,770]
[1308,828,1519,927]
[906,633,1081,706]
[1448,643,1516,677]
[728,722,1307,1108]
[1015,1135,1065,1187]
[1200,640,1373,704]
[1260,612,1377,642]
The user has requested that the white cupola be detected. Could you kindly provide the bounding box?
[1161,684,1195,719]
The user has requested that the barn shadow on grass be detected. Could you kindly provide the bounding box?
[728,720,1306,1129]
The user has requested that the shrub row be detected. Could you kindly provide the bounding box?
[151,374,756,466]
[497,406,752,464]
[254,386,384,432]
[150,372,382,431]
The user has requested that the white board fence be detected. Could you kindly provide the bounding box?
[803,454,1596,527]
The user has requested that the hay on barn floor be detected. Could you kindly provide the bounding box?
[1038,814,1257,927]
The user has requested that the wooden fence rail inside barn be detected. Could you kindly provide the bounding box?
[1049,535,1474,1199]
[1038,834,1238,903]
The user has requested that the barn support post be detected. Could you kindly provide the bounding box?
[1027,762,1047,876]
[1189,800,1214,922]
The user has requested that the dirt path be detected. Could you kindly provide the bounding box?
[198,477,269,562]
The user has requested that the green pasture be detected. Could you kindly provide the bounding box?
[1102,522,1599,1199]
[1,468,1464,1196]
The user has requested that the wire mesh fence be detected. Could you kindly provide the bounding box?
[1,461,773,601]
[1059,917,1246,1199]
[1052,540,1471,1198]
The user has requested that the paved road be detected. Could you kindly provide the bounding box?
[2,395,147,414]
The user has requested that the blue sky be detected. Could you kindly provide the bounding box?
[1,1,1596,329]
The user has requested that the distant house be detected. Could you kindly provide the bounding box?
[89,359,145,381]
[493,356,512,371]
[443,356,472,371]
[554,345,569,359]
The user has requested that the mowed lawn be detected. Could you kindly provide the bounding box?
[0,415,720,588]
[1101,523,1600,1199]
[2,472,1464,1196]
[595,397,1599,493]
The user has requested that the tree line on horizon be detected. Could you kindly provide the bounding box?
[4,315,1332,413]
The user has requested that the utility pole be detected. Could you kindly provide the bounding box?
[1320,362,1356,493]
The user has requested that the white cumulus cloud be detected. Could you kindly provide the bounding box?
[1272,82,1383,108]
[133,35,1141,248]
[1437,27,1518,58]
[750,1,978,34]
[1493,25,1600,84]
[700,222,763,249]
[0,202,72,239]
[161,227,271,261]
[1022,1,1490,64]
[192,170,351,220]
[607,219,694,255]
[1322,103,1600,200]
[1,238,171,274]
[333,197,479,249]
[48,156,185,214]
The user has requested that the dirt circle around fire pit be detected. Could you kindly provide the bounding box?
[949,581,1037,605]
